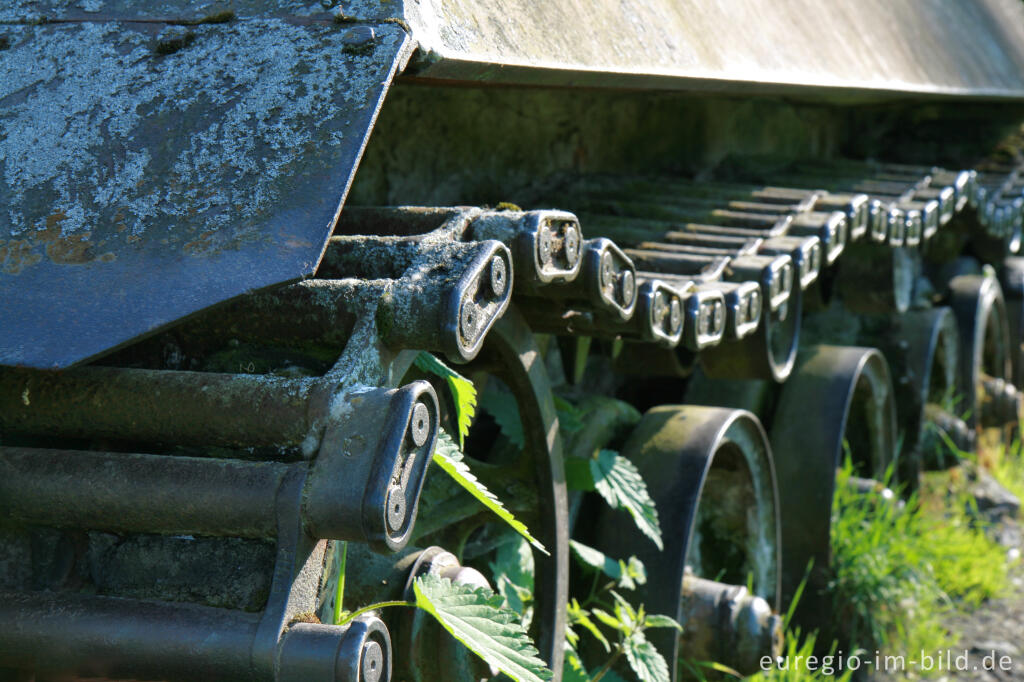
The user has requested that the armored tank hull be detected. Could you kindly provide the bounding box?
[4,1,1024,680]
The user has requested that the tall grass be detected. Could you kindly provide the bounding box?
[829,456,1008,668]
[988,439,1024,506]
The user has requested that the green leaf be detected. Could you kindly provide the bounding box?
[567,599,611,653]
[610,590,638,630]
[564,457,596,491]
[413,574,553,682]
[490,538,535,619]
[553,395,585,434]
[624,556,647,588]
[433,429,548,554]
[569,540,622,580]
[623,632,671,682]
[591,450,663,550]
[415,352,477,447]
[590,608,625,633]
[562,645,591,682]
[643,614,682,631]
[480,387,525,449]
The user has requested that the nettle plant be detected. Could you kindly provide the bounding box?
[333,352,681,682]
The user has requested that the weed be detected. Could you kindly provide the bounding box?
[745,629,855,682]
[988,438,1024,504]
[829,455,1008,669]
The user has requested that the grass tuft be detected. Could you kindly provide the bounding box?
[829,455,1008,668]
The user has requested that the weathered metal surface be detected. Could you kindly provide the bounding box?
[0,591,391,682]
[1,1,333,21]
[590,405,780,682]
[0,9,412,368]
[345,0,1024,100]
[679,573,783,677]
[947,274,1012,440]
[0,375,439,551]
[480,308,569,676]
[770,346,897,635]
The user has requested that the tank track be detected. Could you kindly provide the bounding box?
[4,141,1024,681]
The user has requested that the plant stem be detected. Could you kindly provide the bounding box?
[335,600,415,626]
[332,541,348,625]
[590,644,625,682]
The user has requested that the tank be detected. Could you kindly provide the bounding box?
[3,1,1024,680]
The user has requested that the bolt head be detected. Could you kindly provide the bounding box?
[619,270,635,307]
[361,639,384,682]
[652,293,667,324]
[410,401,430,447]
[748,290,761,322]
[712,301,724,332]
[489,256,508,297]
[460,300,478,340]
[537,225,553,265]
[385,485,406,533]
[342,26,376,45]
[669,298,682,334]
[600,251,615,288]
[563,224,581,266]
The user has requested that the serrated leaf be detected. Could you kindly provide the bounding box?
[610,590,638,630]
[567,599,611,653]
[643,614,682,631]
[569,540,622,580]
[413,574,553,682]
[433,429,548,554]
[562,644,591,682]
[590,608,625,633]
[623,632,671,682]
[481,387,526,448]
[591,450,663,550]
[490,538,535,620]
[415,352,477,447]
[625,556,647,587]
[563,457,596,491]
[553,395,585,434]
